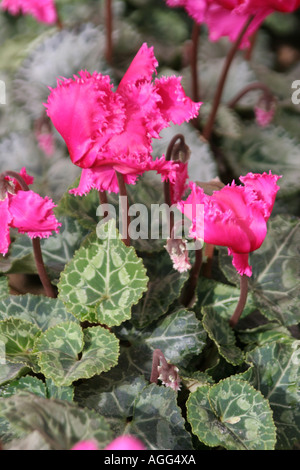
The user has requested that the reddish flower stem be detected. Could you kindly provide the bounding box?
[227,81,274,109]
[31,238,56,298]
[115,171,130,246]
[181,247,202,307]
[56,15,63,30]
[244,31,257,61]
[164,134,185,236]
[98,190,109,219]
[99,190,108,205]
[202,15,255,142]
[105,0,113,64]
[3,171,56,298]
[191,21,200,103]
[229,275,248,327]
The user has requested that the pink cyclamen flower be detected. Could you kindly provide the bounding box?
[178,171,281,277]
[0,167,61,255]
[35,131,55,157]
[72,436,145,451]
[254,104,276,127]
[1,0,58,24]
[165,1,300,48]
[45,43,201,195]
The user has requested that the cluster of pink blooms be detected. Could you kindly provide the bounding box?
[0,167,60,255]
[0,2,283,279]
[165,0,300,47]
[72,435,145,451]
[0,0,57,24]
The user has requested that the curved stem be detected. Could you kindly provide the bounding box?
[4,171,30,192]
[3,171,56,298]
[202,242,215,278]
[99,190,109,219]
[191,21,200,103]
[164,134,185,236]
[105,0,113,64]
[115,171,130,246]
[227,81,274,109]
[229,275,248,327]
[99,190,108,205]
[31,238,56,298]
[244,31,257,61]
[181,247,202,307]
[202,15,255,142]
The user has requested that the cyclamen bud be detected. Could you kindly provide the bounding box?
[165,237,191,273]
[150,349,181,392]
[157,363,181,391]
[254,101,276,127]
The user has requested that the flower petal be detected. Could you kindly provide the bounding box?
[46,71,125,169]
[230,251,252,277]
[1,0,58,24]
[117,43,158,91]
[104,436,145,451]
[155,76,201,126]
[72,440,99,451]
[239,171,281,219]
[0,197,12,255]
[177,174,281,277]
[9,190,61,239]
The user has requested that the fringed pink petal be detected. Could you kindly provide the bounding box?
[69,167,120,195]
[117,43,158,91]
[9,190,61,239]
[230,251,252,277]
[155,76,201,125]
[69,167,140,196]
[0,198,12,255]
[45,71,125,169]
[165,0,207,23]
[240,171,282,220]
[1,0,58,24]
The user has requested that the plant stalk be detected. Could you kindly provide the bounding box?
[181,247,202,307]
[229,275,248,327]
[164,133,186,236]
[202,15,255,141]
[105,0,113,64]
[227,81,274,109]
[191,21,200,103]
[115,171,130,246]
